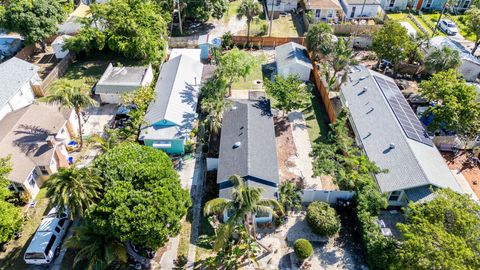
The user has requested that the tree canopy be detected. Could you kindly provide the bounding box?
[66,0,169,63]
[306,23,335,62]
[419,69,480,137]
[0,156,22,244]
[425,46,461,74]
[1,0,66,47]
[265,74,311,114]
[87,143,191,250]
[372,21,413,65]
[183,0,229,21]
[218,48,257,93]
[464,7,480,54]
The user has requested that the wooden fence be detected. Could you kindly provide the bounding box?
[310,57,337,123]
[14,45,36,60]
[231,36,306,47]
[38,53,75,95]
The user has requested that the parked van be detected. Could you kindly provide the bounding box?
[24,206,71,265]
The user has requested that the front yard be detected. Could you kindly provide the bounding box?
[387,13,425,35]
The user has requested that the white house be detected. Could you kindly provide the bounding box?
[0,57,41,121]
[0,104,79,199]
[380,0,408,11]
[426,37,480,82]
[340,0,381,19]
[51,35,72,59]
[266,0,298,17]
[275,42,313,81]
[95,63,154,104]
[305,0,344,22]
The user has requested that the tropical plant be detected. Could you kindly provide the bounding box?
[279,181,302,212]
[236,0,262,45]
[221,31,234,50]
[0,157,22,243]
[66,224,127,270]
[306,22,335,62]
[46,167,103,219]
[218,47,257,95]
[425,46,461,73]
[306,201,340,237]
[42,81,98,149]
[322,38,357,92]
[89,129,119,152]
[203,175,283,249]
[464,7,480,54]
[201,75,230,134]
[265,74,312,115]
[293,238,313,260]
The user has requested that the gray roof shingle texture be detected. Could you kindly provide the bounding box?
[275,42,313,70]
[95,63,150,94]
[0,57,38,110]
[341,66,461,197]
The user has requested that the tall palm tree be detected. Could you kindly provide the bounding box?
[46,167,103,219]
[237,0,262,46]
[66,224,127,270]
[306,22,335,62]
[204,175,283,249]
[425,46,462,74]
[42,80,98,150]
[279,181,302,213]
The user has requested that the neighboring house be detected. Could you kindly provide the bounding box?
[0,31,23,62]
[305,0,344,22]
[139,50,203,155]
[57,3,91,35]
[275,42,313,81]
[340,0,381,18]
[0,103,79,199]
[425,36,480,82]
[340,66,463,206]
[217,98,279,223]
[51,35,72,59]
[95,63,154,104]
[380,0,408,11]
[412,0,472,11]
[0,57,41,121]
[266,0,298,16]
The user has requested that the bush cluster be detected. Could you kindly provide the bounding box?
[293,238,313,260]
[306,201,340,237]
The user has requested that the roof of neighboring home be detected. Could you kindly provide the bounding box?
[341,66,461,201]
[95,63,152,94]
[275,42,313,70]
[0,57,38,110]
[217,99,279,197]
[306,0,343,10]
[0,103,70,184]
[429,36,480,66]
[139,51,203,140]
[342,0,380,4]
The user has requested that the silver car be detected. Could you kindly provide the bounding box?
[439,19,458,36]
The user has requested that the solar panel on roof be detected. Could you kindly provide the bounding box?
[373,75,433,146]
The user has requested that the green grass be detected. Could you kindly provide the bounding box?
[177,218,192,259]
[0,188,51,270]
[231,53,267,90]
[241,15,299,37]
[222,0,241,24]
[387,13,424,35]
[303,93,331,145]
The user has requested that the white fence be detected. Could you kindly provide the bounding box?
[302,189,355,204]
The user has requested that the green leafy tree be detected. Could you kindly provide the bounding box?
[184,0,228,21]
[2,0,66,49]
[395,189,480,269]
[306,22,335,62]
[88,143,191,250]
[0,156,13,200]
[279,181,303,212]
[425,46,462,73]
[121,85,156,140]
[464,7,480,54]
[66,224,127,270]
[218,48,257,95]
[236,0,262,45]
[89,129,119,152]
[265,74,311,115]
[306,201,340,236]
[419,69,480,137]
[372,21,413,65]
[66,0,169,63]
[42,81,98,149]
[0,156,22,244]
[322,38,358,92]
[46,167,103,219]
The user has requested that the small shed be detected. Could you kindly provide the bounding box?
[198,34,221,61]
[52,35,72,59]
[275,42,313,81]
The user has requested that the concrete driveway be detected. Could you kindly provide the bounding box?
[82,104,117,137]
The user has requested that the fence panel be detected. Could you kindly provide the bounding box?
[39,53,75,93]
[309,56,337,122]
[231,36,306,47]
[302,189,355,204]
[168,35,199,48]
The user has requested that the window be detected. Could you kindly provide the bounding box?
[276,0,281,6]
[54,227,60,233]
[58,218,67,228]
[27,169,39,188]
[350,6,356,18]
[44,235,57,257]
[463,0,470,8]
[426,0,433,8]
[39,166,49,176]
[388,191,402,201]
[25,253,45,260]
[315,9,321,18]
[327,9,334,18]
[389,0,396,7]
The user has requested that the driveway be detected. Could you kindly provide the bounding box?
[82,104,117,137]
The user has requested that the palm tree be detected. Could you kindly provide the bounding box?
[42,80,98,150]
[89,129,118,152]
[204,175,283,249]
[425,46,462,74]
[237,0,262,46]
[46,167,103,219]
[66,224,127,270]
[279,181,302,213]
[306,23,335,62]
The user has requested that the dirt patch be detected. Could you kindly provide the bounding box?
[275,117,302,186]
[354,50,377,69]
[442,151,480,198]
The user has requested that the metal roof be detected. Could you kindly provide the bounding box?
[341,66,462,197]
[275,42,313,70]
[217,99,279,199]
[0,57,38,110]
[429,36,480,66]
[95,63,151,94]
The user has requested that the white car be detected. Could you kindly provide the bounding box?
[439,19,458,36]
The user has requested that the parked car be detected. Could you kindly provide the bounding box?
[439,19,458,36]
[24,206,71,265]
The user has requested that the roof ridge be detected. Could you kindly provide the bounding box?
[246,102,251,179]
[156,55,183,126]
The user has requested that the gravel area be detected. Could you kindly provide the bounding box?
[442,151,480,199]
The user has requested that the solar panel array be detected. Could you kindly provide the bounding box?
[373,75,433,146]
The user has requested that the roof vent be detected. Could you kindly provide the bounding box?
[231,106,237,110]
[233,141,241,148]
[358,76,367,81]
[389,143,396,149]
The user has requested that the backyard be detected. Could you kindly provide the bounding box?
[231,50,271,90]
[240,14,301,37]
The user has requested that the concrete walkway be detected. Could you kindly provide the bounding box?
[288,111,322,189]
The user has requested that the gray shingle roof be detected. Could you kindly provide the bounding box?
[95,63,151,94]
[217,99,279,198]
[341,66,461,197]
[275,42,312,70]
[0,57,38,110]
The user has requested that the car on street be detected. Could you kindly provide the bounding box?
[439,19,458,36]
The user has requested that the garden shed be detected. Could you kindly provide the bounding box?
[275,42,313,81]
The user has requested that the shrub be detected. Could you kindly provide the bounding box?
[306,201,340,237]
[293,238,313,260]
[221,31,233,49]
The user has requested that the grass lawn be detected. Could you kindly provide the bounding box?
[231,53,268,90]
[387,13,424,35]
[241,15,299,37]
[0,189,51,270]
[303,93,331,145]
[177,218,192,260]
[222,0,241,24]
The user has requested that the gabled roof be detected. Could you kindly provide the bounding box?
[340,66,461,199]
[142,52,203,129]
[343,0,380,4]
[217,99,279,192]
[306,0,343,10]
[429,36,480,66]
[95,63,151,94]
[275,42,313,70]
[0,57,38,110]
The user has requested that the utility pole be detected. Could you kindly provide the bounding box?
[352,0,367,45]
[432,0,449,37]
[176,0,183,35]
[269,0,275,36]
